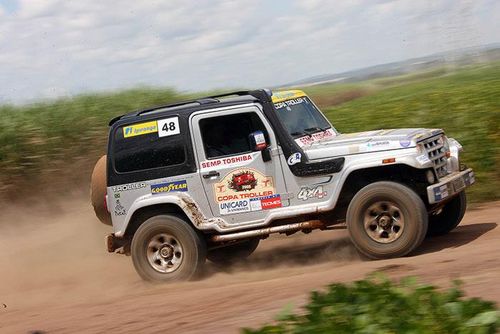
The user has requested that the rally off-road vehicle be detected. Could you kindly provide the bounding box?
[90,89,475,282]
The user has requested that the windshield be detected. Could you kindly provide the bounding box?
[274,96,333,138]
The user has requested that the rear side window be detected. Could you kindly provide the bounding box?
[113,117,186,173]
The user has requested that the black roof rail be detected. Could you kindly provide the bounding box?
[108,89,273,126]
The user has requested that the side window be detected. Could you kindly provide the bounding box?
[200,112,269,159]
[113,117,186,173]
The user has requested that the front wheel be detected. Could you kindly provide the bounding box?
[427,191,467,237]
[347,181,428,259]
[131,215,206,282]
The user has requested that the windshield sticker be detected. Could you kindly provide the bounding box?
[151,180,188,194]
[201,152,259,171]
[274,97,306,110]
[295,128,336,147]
[272,90,307,103]
[214,168,275,203]
[158,117,180,138]
[298,185,327,201]
[123,121,158,138]
[287,152,302,166]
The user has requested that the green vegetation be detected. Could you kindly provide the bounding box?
[242,276,499,334]
[0,63,498,202]
[305,63,500,202]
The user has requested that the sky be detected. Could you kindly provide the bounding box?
[0,0,499,103]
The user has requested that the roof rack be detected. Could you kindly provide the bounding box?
[108,90,271,126]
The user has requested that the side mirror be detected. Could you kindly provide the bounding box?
[248,131,268,151]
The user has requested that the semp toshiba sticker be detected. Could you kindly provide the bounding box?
[200,152,259,171]
[214,168,275,203]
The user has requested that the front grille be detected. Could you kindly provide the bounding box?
[421,136,448,178]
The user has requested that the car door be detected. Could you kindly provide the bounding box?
[191,105,289,225]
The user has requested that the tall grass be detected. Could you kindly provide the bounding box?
[314,63,500,202]
[0,63,498,203]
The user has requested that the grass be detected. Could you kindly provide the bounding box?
[0,63,498,203]
[307,63,500,202]
[242,276,499,333]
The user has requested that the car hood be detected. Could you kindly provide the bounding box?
[303,128,443,160]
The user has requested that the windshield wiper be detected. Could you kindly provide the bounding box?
[304,127,330,135]
[291,131,309,137]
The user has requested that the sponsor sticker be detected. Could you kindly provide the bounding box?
[298,185,327,201]
[200,153,257,171]
[114,199,126,216]
[158,117,180,138]
[151,180,188,194]
[416,155,431,165]
[287,152,302,166]
[250,194,282,211]
[214,168,275,203]
[112,182,147,192]
[294,128,336,147]
[400,139,411,148]
[219,199,250,215]
[123,121,158,138]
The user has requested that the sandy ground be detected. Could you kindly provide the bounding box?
[0,198,499,333]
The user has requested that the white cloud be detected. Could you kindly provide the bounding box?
[0,0,498,103]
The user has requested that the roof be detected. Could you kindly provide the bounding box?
[108,89,308,126]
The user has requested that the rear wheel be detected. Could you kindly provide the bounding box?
[427,192,467,236]
[347,181,428,259]
[207,238,260,265]
[131,215,206,282]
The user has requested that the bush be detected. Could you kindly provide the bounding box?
[242,276,499,334]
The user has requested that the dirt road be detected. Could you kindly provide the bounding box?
[0,199,499,333]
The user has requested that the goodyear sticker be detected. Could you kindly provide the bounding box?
[123,120,158,138]
[151,180,188,195]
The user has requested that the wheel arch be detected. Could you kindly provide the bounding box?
[124,203,195,239]
[332,163,431,219]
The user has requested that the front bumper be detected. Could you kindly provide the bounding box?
[427,168,475,204]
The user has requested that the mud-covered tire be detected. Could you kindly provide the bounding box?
[131,215,206,282]
[90,155,111,225]
[207,238,260,265]
[347,181,428,259]
[427,192,467,237]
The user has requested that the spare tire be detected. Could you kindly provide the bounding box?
[90,155,112,225]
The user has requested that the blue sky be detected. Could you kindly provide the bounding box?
[0,0,498,103]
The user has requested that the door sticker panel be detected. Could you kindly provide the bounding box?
[214,168,280,215]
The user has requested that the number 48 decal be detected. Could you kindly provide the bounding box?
[158,117,180,137]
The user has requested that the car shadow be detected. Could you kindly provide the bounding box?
[413,222,497,256]
[201,222,498,279]
[202,237,360,278]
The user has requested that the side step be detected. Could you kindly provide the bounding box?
[210,221,328,243]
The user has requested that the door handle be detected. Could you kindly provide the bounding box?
[203,171,220,179]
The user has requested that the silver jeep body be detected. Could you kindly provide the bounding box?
[105,91,474,241]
